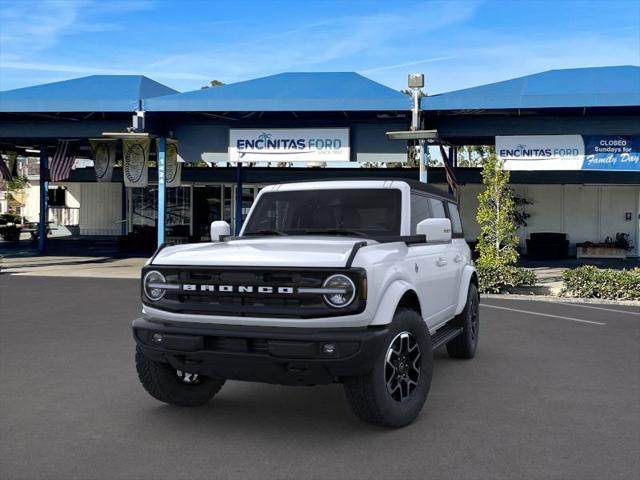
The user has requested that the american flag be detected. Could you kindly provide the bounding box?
[49,140,78,182]
[439,145,458,192]
[0,156,12,181]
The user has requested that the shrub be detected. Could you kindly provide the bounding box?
[477,265,537,294]
[562,266,640,300]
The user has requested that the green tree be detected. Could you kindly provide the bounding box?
[476,153,519,267]
[457,145,495,167]
[201,79,225,89]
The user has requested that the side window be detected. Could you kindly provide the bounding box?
[428,198,446,218]
[410,193,431,234]
[447,202,463,235]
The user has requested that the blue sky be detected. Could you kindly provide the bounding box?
[0,0,638,94]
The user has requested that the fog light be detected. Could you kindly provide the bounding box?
[152,333,164,344]
[322,343,337,354]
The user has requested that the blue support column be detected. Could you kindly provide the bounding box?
[38,145,48,254]
[157,137,166,246]
[235,162,243,235]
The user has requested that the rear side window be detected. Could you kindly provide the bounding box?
[410,193,431,234]
[428,198,446,218]
[447,202,463,235]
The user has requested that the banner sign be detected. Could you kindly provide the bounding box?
[156,138,181,187]
[582,136,640,171]
[229,128,350,163]
[90,139,116,182]
[497,135,640,171]
[123,138,149,187]
[496,135,585,170]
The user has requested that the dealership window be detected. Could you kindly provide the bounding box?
[130,187,157,229]
[130,186,191,237]
[166,187,191,239]
[48,187,66,207]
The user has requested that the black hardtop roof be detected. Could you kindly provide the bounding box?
[278,177,456,203]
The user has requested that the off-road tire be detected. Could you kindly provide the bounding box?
[343,308,433,428]
[135,346,225,407]
[446,283,480,359]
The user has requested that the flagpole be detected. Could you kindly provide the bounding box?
[38,144,48,254]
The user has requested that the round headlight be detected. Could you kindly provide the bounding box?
[143,270,166,301]
[322,274,356,308]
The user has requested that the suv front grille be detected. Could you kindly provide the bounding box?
[143,266,366,319]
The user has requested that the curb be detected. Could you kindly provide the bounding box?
[481,293,640,307]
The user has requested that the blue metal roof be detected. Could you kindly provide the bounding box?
[0,75,178,113]
[145,72,411,112]
[422,66,640,111]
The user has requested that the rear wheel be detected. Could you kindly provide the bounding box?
[135,346,225,407]
[446,283,480,359]
[343,308,433,428]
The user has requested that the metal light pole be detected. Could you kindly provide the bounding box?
[408,73,426,183]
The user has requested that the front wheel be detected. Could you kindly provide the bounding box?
[135,346,225,407]
[343,308,433,428]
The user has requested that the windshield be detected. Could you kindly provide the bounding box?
[242,188,402,237]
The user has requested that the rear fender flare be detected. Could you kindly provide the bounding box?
[455,265,478,315]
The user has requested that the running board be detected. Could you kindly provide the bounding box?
[430,324,463,350]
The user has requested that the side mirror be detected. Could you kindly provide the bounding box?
[416,218,452,243]
[210,221,231,242]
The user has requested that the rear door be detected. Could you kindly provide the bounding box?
[446,201,468,290]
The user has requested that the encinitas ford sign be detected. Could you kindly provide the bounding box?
[497,135,640,171]
[229,128,350,162]
[497,135,585,170]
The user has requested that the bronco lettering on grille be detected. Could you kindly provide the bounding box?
[182,284,295,294]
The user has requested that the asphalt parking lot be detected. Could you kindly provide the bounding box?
[1,276,638,480]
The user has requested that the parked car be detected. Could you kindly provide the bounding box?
[133,179,479,427]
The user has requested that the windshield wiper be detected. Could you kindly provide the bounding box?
[249,229,287,236]
[301,228,370,238]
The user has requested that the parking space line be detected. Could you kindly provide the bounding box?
[543,301,640,316]
[481,304,607,325]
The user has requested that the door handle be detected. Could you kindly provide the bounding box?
[454,254,463,263]
[436,257,447,267]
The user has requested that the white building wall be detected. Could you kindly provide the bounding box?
[457,183,640,257]
[23,182,40,222]
[78,182,122,235]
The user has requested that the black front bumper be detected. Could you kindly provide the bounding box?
[133,318,389,386]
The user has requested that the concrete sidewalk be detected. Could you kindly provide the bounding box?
[0,255,148,278]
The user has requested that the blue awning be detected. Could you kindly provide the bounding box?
[145,72,411,112]
[422,66,640,111]
[0,75,178,113]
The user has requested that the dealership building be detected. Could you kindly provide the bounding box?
[1,66,639,257]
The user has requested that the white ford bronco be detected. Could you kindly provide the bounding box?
[133,179,479,427]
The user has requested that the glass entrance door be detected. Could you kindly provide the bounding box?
[192,184,263,241]
[192,186,223,241]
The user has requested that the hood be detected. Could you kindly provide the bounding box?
[151,236,366,268]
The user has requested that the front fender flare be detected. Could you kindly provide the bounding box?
[370,279,415,326]
[454,265,477,315]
